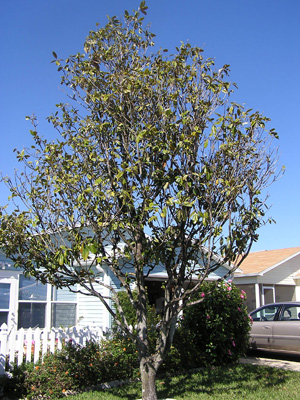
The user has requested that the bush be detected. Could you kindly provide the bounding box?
[0,365,27,399]
[165,280,251,370]
[113,290,159,352]
[3,338,139,399]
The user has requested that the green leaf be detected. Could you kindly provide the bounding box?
[58,253,64,266]
[140,1,148,14]
[89,243,97,254]
[81,245,90,261]
[160,207,167,218]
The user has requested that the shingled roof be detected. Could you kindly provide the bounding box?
[235,247,300,275]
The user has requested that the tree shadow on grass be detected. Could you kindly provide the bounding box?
[88,364,296,399]
[157,364,293,399]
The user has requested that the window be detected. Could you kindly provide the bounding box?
[18,275,47,329]
[280,305,300,321]
[0,283,10,326]
[251,304,281,322]
[18,303,46,329]
[51,287,77,328]
[17,275,78,329]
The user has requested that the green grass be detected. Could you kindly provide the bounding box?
[69,364,300,400]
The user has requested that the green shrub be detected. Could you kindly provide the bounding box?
[99,336,139,381]
[114,290,138,328]
[11,341,102,399]
[3,338,139,399]
[0,364,27,399]
[165,280,251,370]
[113,290,159,352]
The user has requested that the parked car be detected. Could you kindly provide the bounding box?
[249,302,300,354]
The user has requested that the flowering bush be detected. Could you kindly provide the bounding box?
[3,338,139,399]
[99,336,139,381]
[165,280,251,369]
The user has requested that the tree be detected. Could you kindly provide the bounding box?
[0,3,281,399]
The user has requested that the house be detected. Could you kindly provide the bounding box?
[0,248,236,332]
[0,251,113,332]
[233,247,300,312]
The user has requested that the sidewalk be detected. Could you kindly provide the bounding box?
[240,356,300,372]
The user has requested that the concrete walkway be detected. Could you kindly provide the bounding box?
[240,356,300,372]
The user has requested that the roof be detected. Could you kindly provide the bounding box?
[235,247,300,276]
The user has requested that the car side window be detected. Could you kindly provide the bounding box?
[279,305,300,321]
[251,305,280,322]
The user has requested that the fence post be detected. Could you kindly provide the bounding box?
[0,323,9,375]
[33,327,41,363]
[17,328,26,366]
[0,324,106,372]
[25,328,33,363]
[49,328,56,353]
[57,327,64,350]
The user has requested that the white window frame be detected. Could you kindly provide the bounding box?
[18,275,78,329]
[0,277,18,329]
[261,285,275,306]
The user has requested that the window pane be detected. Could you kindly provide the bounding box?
[51,304,76,328]
[0,312,8,326]
[251,305,280,321]
[280,306,300,321]
[0,283,10,309]
[18,303,46,329]
[52,286,77,302]
[19,275,47,301]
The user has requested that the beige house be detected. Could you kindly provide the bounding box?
[233,247,300,313]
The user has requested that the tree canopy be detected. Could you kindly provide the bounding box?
[0,3,281,399]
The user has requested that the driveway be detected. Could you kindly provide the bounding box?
[241,356,300,372]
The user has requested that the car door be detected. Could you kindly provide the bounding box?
[250,304,282,350]
[272,305,300,352]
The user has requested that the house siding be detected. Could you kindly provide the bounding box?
[77,291,105,327]
[259,255,300,285]
[275,285,295,302]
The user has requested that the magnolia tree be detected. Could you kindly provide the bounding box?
[0,3,281,399]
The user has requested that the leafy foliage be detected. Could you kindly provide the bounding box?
[167,281,251,369]
[113,290,160,353]
[0,2,280,398]
[2,339,139,399]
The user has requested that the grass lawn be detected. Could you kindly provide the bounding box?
[69,363,300,400]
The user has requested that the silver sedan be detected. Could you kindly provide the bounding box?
[249,302,300,353]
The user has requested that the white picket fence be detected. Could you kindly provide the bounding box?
[0,324,105,375]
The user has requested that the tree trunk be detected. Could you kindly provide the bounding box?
[140,357,158,400]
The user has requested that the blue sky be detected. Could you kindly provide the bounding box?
[0,0,299,252]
